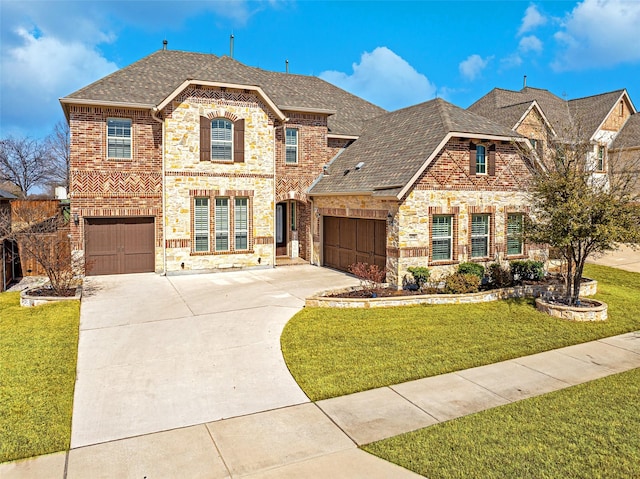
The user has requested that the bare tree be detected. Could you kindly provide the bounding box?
[9,201,80,296]
[0,137,53,196]
[45,121,71,191]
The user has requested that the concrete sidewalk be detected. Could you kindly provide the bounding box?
[3,331,639,478]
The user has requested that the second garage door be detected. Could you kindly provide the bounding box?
[323,216,386,274]
[85,217,155,275]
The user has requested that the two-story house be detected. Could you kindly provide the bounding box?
[60,49,384,276]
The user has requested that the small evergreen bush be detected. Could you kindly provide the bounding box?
[444,273,481,294]
[510,260,545,282]
[457,262,485,280]
[407,266,431,290]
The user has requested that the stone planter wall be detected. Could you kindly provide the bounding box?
[535,297,608,321]
[20,286,82,307]
[305,279,597,309]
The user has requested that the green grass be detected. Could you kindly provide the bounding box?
[0,292,80,463]
[281,264,640,401]
[363,368,640,479]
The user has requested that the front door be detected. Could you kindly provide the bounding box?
[276,202,287,256]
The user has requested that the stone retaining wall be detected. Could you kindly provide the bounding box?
[305,279,597,309]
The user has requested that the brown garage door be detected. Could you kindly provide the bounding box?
[323,217,386,274]
[85,217,155,275]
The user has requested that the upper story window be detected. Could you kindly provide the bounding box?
[107,118,132,159]
[285,128,298,164]
[211,119,233,161]
[200,116,244,163]
[469,142,495,176]
[475,145,486,174]
[597,145,605,171]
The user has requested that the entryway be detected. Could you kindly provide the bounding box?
[276,200,301,259]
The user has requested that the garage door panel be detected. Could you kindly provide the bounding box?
[85,217,155,275]
[323,216,386,279]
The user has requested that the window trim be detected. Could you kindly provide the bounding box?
[234,197,249,251]
[431,215,453,262]
[285,128,298,165]
[470,214,490,258]
[506,213,525,257]
[215,197,230,252]
[211,118,233,162]
[193,197,210,252]
[107,117,132,160]
[475,145,487,175]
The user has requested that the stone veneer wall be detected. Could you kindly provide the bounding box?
[312,138,544,287]
[68,105,163,272]
[162,87,276,272]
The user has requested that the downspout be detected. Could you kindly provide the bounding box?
[151,107,166,275]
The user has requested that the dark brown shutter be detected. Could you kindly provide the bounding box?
[488,144,496,176]
[200,116,211,161]
[234,119,245,163]
[469,142,477,175]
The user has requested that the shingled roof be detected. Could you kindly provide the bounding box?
[309,98,522,198]
[61,50,385,136]
[469,87,633,141]
[611,113,640,149]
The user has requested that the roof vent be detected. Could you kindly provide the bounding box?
[230,34,234,58]
[355,161,364,170]
[162,39,168,50]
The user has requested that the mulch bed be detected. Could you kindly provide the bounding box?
[24,287,77,297]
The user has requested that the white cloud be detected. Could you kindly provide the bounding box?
[500,53,523,70]
[458,54,491,81]
[552,0,640,71]
[319,47,436,111]
[518,4,547,35]
[1,28,118,137]
[519,35,543,54]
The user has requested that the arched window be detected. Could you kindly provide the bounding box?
[475,145,486,174]
[211,119,233,161]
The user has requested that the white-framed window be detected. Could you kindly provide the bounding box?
[234,197,248,250]
[107,118,132,159]
[285,128,298,164]
[471,214,490,258]
[194,198,209,252]
[211,119,233,161]
[597,145,605,171]
[215,198,230,251]
[507,213,524,256]
[431,215,452,261]
[475,145,486,174]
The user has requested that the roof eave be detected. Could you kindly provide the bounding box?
[155,80,287,121]
[59,98,155,122]
[279,106,337,116]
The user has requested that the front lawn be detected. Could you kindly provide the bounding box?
[281,264,640,401]
[364,368,640,478]
[0,292,80,463]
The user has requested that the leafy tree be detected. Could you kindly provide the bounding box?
[0,136,53,196]
[525,134,640,306]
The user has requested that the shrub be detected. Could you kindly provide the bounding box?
[487,262,513,288]
[457,262,485,280]
[511,260,545,283]
[407,266,431,290]
[444,273,481,294]
[348,262,385,292]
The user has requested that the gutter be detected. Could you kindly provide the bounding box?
[151,107,166,275]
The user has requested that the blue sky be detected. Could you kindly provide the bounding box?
[2,0,640,139]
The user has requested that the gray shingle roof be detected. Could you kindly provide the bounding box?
[309,98,520,196]
[62,50,385,136]
[469,87,630,141]
[611,113,640,149]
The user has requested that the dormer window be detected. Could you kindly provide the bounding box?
[200,116,244,163]
[469,142,495,176]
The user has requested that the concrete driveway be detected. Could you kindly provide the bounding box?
[71,265,359,448]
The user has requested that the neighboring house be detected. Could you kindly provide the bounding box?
[609,113,640,197]
[308,98,544,285]
[60,49,384,276]
[468,87,638,181]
